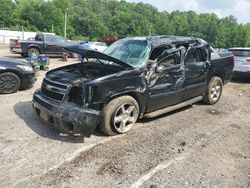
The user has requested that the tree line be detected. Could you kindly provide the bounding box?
[1,0,250,48]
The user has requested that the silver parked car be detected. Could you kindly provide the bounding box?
[228,48,250,78]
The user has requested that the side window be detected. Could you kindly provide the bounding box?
[185,48,201,63]
[35,35,43,41]
[210,46,221,60]
[200,47,208,62]
[45,35,58,43]
[149,46,170,61]
[159,54,179,67]
[55,36,65,42]
[45,35,51,42]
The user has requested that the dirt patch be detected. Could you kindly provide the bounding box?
[206,109,221,115]
[229,124,241,130]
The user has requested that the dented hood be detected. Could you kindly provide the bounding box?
[57,43,133,70]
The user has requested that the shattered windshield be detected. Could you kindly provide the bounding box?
[103,39,150,68]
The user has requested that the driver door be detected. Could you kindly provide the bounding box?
[146,47,186,112]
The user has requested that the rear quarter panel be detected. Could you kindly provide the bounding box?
[209,55,234,84]
[20,41,44,54]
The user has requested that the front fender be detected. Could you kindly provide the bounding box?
[89,73,149,117]
[107,90,148,118]
[27,44,42,52]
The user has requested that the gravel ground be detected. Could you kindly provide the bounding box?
[0,48,249,188]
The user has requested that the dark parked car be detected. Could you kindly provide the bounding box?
[0,58,36,94]
[32,36,234,137]
[10,32,73,58]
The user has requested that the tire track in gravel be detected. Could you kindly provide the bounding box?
[15,83,250,188]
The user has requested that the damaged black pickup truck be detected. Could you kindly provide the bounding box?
[32,36,234,137]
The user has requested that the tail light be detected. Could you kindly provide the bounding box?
[246,58,250,63]
[16,41,21,48]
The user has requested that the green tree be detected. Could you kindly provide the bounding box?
[0,0,18,28]
[0,0,249,47]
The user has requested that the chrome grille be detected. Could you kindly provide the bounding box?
[43,78,68,90]
[41,79,69,102]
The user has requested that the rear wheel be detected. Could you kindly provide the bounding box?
[203,76,223,105]
[0,72,21,94]
[101,96,139,136]
[27,48,40,58]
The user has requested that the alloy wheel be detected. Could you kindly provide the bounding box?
[113,103,137,133]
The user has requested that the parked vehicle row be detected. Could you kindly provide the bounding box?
[9,32,109,58]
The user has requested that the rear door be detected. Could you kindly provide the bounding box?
[147,48,186,112]
[184,45,209,100]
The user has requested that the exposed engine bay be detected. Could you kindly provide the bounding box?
[46,63,122,85]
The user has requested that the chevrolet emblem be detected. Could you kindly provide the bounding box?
[46,84,53,90]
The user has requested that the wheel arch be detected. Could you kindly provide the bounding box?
[0,71,22,92]
[27,45,41,53]
[0,70,22,86]
[209,71,226,84]
[104,91,147,118]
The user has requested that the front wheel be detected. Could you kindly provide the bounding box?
[203,76,223,105]
[0,72,21,94]
[101,96,139,136]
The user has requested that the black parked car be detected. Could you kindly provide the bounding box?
[33,36,234,137]
[10,32,74,58]
[0,58,36,94]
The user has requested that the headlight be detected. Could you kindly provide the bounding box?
[17,65,34,72]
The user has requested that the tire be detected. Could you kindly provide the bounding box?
[101,96,139,136]
[203,76,223,105]
[0,72,21,94]
[27,48,40,58]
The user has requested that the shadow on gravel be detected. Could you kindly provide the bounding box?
[14,101,86,143]
[139,105,192,123]
[3,55,24,59]
[231,77,250,84]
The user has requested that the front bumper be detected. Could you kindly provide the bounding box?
[10,47,22,53]
[32,90,101,137]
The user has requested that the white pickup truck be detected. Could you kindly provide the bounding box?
[228,48,250,78]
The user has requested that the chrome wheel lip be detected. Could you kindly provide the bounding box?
[29,49,39,57]
[113,103,137,133]
[210,81,222,102]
